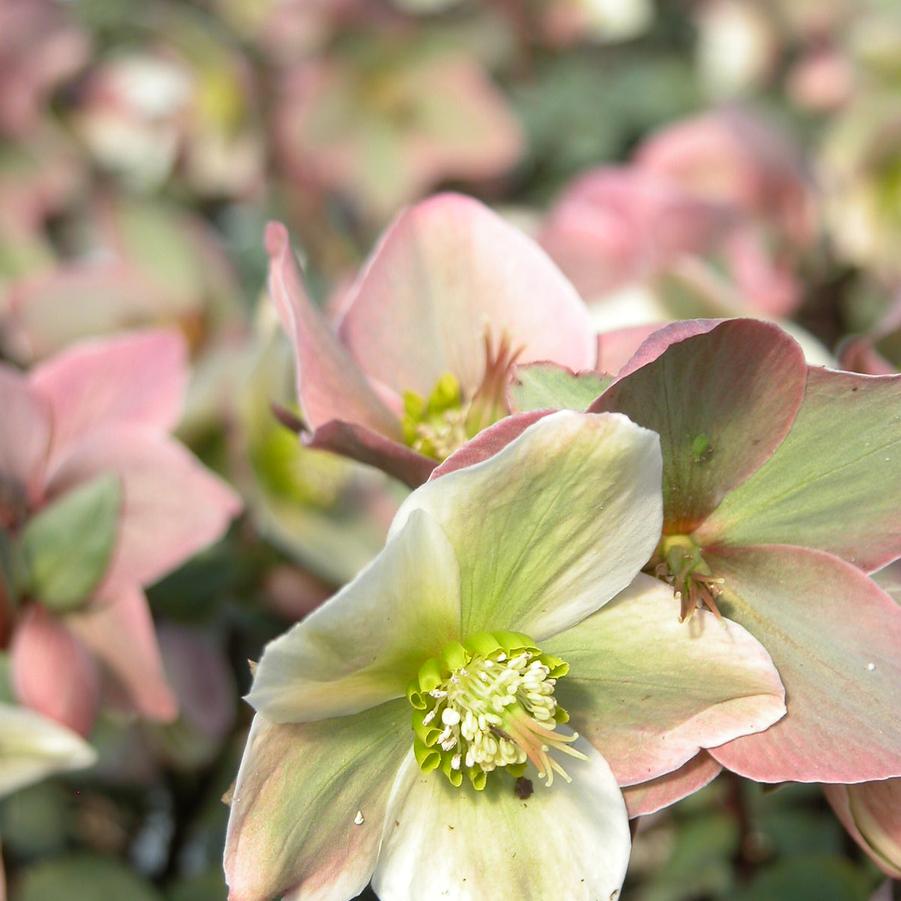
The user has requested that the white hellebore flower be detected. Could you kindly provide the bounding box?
[225,411,785,901]
[0,702,96,798]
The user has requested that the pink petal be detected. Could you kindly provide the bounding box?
[30,329,188,471]
[265,222,401,438]
[430,411,551,479]
[47,428,241,590]
[338,193,596,398]
[11,606,100,736]
[67,583,176,722]
[595,324,662,376]
[592,318,806,532]
[623,753,722,818]
[539,166,733,299]
[306,420,435,489]
[706,545,901,783]
[0,364,50,508]
[825,780,901,878]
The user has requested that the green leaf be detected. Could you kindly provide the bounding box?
[733,856,872,901]
[20,474,121,613]
[508,363,611,413]
[16,854,162,901]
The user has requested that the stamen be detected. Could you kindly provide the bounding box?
[408,631,580,790]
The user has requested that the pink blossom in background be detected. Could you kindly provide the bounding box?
[2,330,241,735]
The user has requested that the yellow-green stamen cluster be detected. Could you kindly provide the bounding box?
[401,373,468,461]
[407,631,584,790]
[649,534,725,621]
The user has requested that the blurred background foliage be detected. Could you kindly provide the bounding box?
[1,0,899,898]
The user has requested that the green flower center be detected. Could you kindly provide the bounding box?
[407,631,583,791]
[401,332,523,462]
[648,534,725,621]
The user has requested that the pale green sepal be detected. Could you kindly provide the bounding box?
[508,363,612,413]
[373,739,630,900]
[20,474,121,613]
[391,410,663,640]
[225,700,410,901]
[247,509,461,723]
[0,703,97,798]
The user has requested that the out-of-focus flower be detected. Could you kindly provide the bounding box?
[274,41,522,219]
[825,780,901,878]
[0,0,88,138]
[541,0,654,46]
[2,330,241,735]
[72,23,263,198]
[472,319,901,798]
[233,304,397,585]
[636,109,815,248]
[267,193,596,486]
[0,702,96,798]
[695,0,777,99]
[820,97,901,276]
[224,411,785,899]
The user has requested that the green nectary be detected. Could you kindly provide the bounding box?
[406,630,582,790]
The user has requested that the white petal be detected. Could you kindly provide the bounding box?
[373,741,631,901]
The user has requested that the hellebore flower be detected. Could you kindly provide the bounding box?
[0,702,96,798]
[273,41,522,220]
[1,329,241,735]
[825,779,901,878]
[225,411,786,900]
[501,318,901,788]
[266,193,597,487]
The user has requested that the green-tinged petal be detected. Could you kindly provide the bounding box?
[591,319,806,533]
[372,742,630,901]
[0,703,96,798]
[247,510,460,723]
[507,363,612,413]
[697,368,901,572]
[705,546,901,783]
[824,780,901,879]
[392,410,663,640]
[543,574,785,786]
[224,700,409,901]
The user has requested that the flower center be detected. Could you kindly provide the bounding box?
[401,332,523,461]
[647,534,725,621]
[407,631,584,791]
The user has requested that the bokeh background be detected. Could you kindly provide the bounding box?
[1,0,900,898]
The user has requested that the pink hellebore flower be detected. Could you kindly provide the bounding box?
[274,47,522,219]
[2,330,241,735]
[267,193,597,487]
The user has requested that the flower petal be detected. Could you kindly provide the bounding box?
[30,329,187,470]
[623,753,722,818]
[373,740,630,901]
[705,545,901,782]
[543,573,785,786]
[306,419,435,489]
[247,510,461,723]
[0,703,96,799]
[591,318,806,532]
[224,700,409,901]
[0,363,50,506]
[393,410,663,640]
[67,583,177,722]
[824,780,901,879]
[697,367,901,572]
[11,606,100,736]
[338,194,596,398]
[265,222,401,437]
[47,428,241,591]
